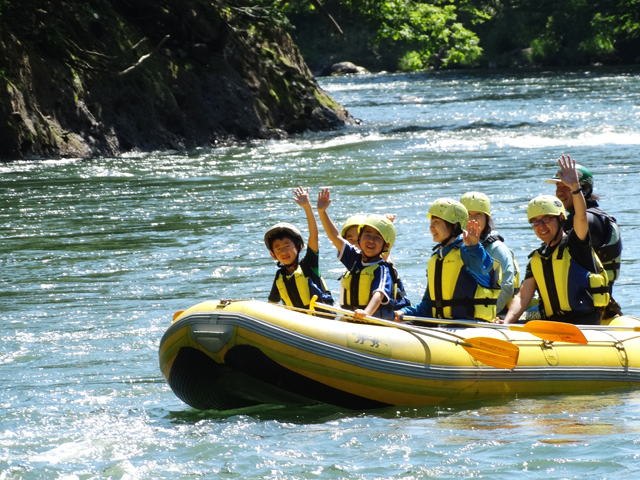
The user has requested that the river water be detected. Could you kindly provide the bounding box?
[2,67,640,478]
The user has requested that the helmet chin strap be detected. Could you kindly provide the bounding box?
[433,233,456,250]
[432,233,457,259]
[547,218,564,246]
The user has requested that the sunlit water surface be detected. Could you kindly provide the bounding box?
[2,67,640,478]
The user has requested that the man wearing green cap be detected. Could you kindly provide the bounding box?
[498,156,610,326]
[545,157,623,317]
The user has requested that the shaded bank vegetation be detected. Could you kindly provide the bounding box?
[270,0,640,72]
[0,0,353,160]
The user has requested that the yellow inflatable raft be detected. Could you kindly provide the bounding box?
[158,299,640,411]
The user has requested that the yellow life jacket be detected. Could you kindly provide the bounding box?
[275,264,331,308]
[427,244,501,322]
[341,262,397,319]
[528,235,610,318]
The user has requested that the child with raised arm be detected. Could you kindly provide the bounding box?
[340,213,410,311]
[317,188,397,320]
[265,186,333,309]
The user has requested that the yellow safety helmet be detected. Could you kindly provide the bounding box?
[358,214,396,254]
[428,198,469,230]
[341,214,367,238]
[460,191,491,216]
[264,222,304,251]
[526,195,565,222]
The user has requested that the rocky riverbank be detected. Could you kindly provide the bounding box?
[0,0,354,161]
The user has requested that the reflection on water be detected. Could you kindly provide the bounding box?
[2,67,640,478]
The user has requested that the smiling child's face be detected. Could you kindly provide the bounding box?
[358,226,386,259]
[270,237,299,267]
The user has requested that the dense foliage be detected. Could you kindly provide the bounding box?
[259,0,640,71]
[0,0,353,159]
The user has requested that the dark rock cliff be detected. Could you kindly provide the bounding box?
[0,0,354,161]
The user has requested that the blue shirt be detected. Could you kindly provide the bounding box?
[401,235,494,318]
[338,243,394,317]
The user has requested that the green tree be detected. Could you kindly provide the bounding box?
[474,0,640,65]
[257,0,640,68]
[270,0,486,70]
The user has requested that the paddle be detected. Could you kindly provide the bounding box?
[401,315,588,344]
[576,324,640,332]
[308,298,520,370]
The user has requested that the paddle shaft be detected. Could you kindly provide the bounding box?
[310,299,520,369]
[402,315,504,328]
[402,314,588,344]
[579,325,640,331]
[313,303,484,347]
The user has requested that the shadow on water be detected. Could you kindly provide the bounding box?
[164,386,640,428]
[384,121,536,135]
[165,395,520,425]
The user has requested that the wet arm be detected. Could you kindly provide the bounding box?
[501,277,536,324]
[317,188,348,251]
[293,187,319,252]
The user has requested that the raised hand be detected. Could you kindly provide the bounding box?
[293,186,310,207]
[463,219,481,246]
[556,154,580,191]
[317,188,332,212]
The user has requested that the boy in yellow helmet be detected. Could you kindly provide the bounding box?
[340,214,367,246]
[265,187,333,309]
[317,188,398,320]
[340,213,411,311]
[498,156,609,325]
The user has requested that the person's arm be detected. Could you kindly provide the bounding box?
[293,186,318,252]
[488,242,515,312]
[317,188,348,251]
[268,276,281,304]
[557,155,588,242]
[498,276,537,324]
[395,286,432,321]
[354,263,393,319]
[354,291,384,319]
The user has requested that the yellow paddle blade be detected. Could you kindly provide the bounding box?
[172,310,185,322]
[461,337,520,370]
[517,320,588,344]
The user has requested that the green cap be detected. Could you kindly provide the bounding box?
[545,164,594,187]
